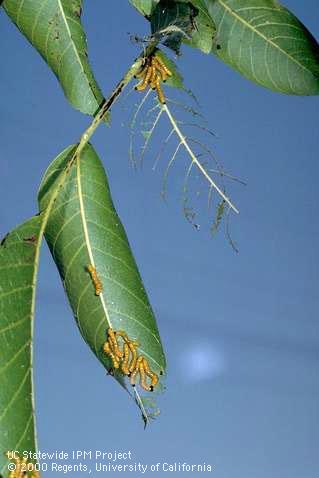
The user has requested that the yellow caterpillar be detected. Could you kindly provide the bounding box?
[103,328,160,392]
[142,356,159,388]
[135,53,172,104]
[121,343,130,375]
[103,341,120,370]
[87,264,103,296]
[135,64,153,91]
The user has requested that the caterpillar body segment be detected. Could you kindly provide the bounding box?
[102,328,160,392]
[142,357,159,388]
[138,359,154,392]
[130,356,144,387]
[114,330,130,343]
[129,367,139,387]
[87,264,103,296]
[135,65,153,91]
[153,55,172,76]
[155,77,166,104]
[159,68,168,83]
[114,330,139,370]
[135,62,148,78]
[128,341,138,373]
[107,327,117,348]
[121,343,130,375]
[149,65,158,89]
[103,341,120,369]
[135,81,148,92]
[152,56,172,81]
[108,328,124,358]
[138,360,149,391]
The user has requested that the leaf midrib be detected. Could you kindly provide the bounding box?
[56,0,94,93]
[76,157,112,328]
[75,156,162,354]
[217,0,313,76]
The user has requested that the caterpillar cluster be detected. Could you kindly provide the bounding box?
[135,53,172,104]
[6,452,40,478]
[87,264,103,296]
[103,328,160,392]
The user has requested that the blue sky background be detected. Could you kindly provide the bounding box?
[0,1,318,477]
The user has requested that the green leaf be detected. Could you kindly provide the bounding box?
[38,144,166,421]
[3,0,105,114]
[183,0,216,53]
[132,0,215,54]
[0,216,41,475]
[207,0,319,95]
[129,0,157,17]
[156,48,184,88]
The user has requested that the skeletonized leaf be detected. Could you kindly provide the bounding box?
[38,144,166,420]
[207,0,319,95]
[0,216,41,474]
[210,200,226,236]
[3,0,105,114]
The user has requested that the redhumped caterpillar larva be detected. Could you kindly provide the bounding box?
[87,264,103,296]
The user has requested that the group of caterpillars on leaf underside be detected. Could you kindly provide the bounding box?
[85,267,161,391]
[135,53,172,104]
[103,328,162,392]
[6,452,40,478]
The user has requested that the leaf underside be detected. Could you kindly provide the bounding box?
[208,0,319,95]
[151,1,197,54]
[150,0,215,55]
[38,144,166,412]
[3,0,105,114]
[183,0,216,53]
[0,216,41,475]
